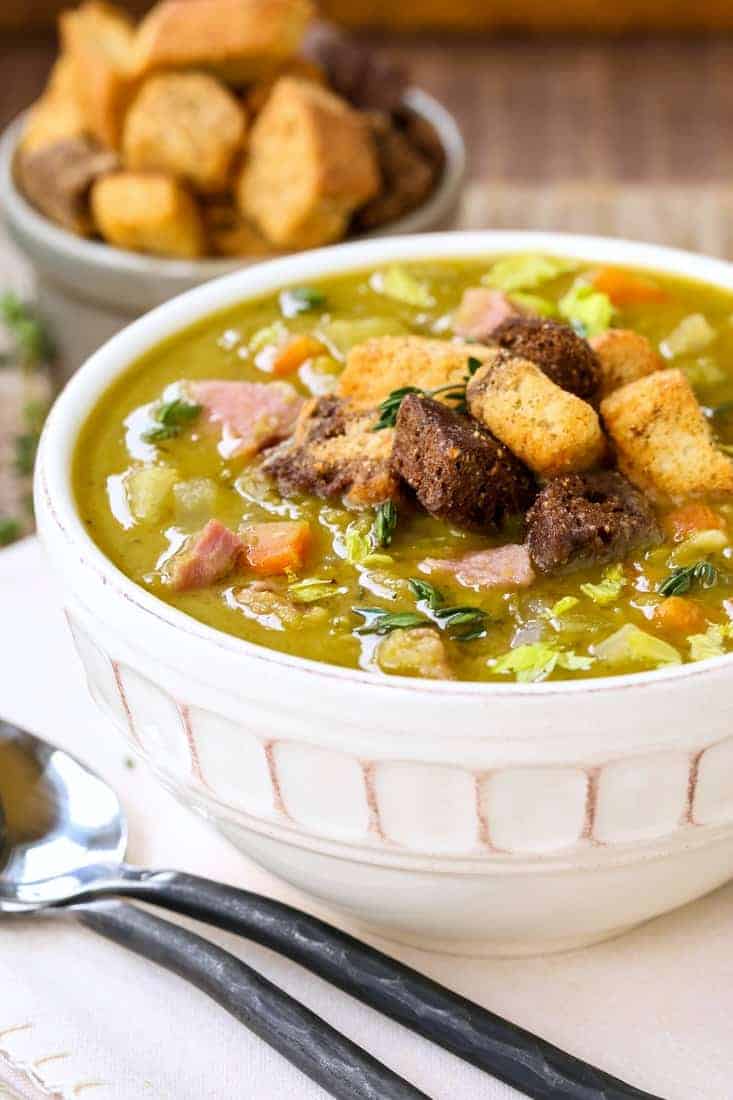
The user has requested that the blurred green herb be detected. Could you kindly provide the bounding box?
[408,577,444,610]
[0,518,21,546]
[0,293,55,365]
[143,397,202,443]
[279,287,326,317]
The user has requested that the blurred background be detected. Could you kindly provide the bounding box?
[3,1,733,196]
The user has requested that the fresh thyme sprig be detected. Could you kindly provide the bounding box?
[408,577,444,610]
[354,608,429,636]
[433,604,490,641]
[371,500,398,548]
[143,397,202,443]
[658,560,719,597]
[372,355,483,430]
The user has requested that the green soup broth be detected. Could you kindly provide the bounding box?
[73,255,733,682]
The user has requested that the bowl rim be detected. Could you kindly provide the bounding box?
[36,228,733,697]
[0,88,466,279]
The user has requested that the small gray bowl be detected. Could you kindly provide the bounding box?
[0,89,465,379]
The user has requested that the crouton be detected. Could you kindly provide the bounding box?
[600,368,733,499]
[59,2,136,149]
[122,73,246,195]
[203,202,275,257]
[132,0,314,85]
[466,349,606,478]
[338,335,494,411]
[492,316,600,400]
[90,172,205,258]
[263,395,399,507]
[590,328,662,397]
[392,394,535,530]
[376,627,453,680]
[526,472,660,574]
[16,136,118,236]
[237,77,379,248]
[244,57,325,117]
[20,58,87,155]
[355,112,436,232]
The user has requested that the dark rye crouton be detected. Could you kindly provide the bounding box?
[492,316,601,401]
[263,395,399,507]
[392,394,535,530]
[526,471,660,574]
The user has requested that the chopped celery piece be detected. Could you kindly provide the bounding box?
[344,522,393,567]
[249,320,288,354]
[493,642,593,683]
[580,564,626,605]
[173,477,218,528]
[558,283,615,337]
[593,624,681,667]
[660,313,716,359]
[319,317,406,357]
[509,291,557,317]
[299,355,341,396]
[670,529,728,567]
[372,266,435,308]
[545,595,580,618]
[688,623,733,661]
[125,466,177,523]
[288,577,339,603]
[481,254,577,292]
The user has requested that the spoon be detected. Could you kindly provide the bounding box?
[0,720,663,1100]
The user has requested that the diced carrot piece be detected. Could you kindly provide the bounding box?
[241,520,311,574]
[653,596,708,637]
[271,334,324,377]
[591,267,668,306]
[663,502,726,541]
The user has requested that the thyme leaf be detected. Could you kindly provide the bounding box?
[354,608,431,636]
[371,501,398,548]
[143,397,202,443]
[658,560,719,597]
[372,355,481,429]
[408,577,444,610]
[279,286,326,317]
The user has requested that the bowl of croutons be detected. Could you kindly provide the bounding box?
[0,0,464,377]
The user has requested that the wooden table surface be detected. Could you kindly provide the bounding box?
[1,31,733,186]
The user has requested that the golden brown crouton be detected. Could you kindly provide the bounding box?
[590,328,663,397]
[132,0,313,84]
[16,136,118,235]
[263,395,398,507]
[59,1,135,149]
[203,202,275,256]
[338,335,494,411]
[600,369,733,499]
[377,627,453,680]
[20,58,87,155]
[90,172,205,258]
[237,77,379,248]
[467,349,605,478]
[122,73,246,195]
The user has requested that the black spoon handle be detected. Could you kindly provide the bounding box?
[86,869,665,1100]
[73,899,430,1100]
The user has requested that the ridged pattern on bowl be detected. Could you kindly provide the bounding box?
[68,614,733,858]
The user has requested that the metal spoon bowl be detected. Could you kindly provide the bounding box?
[0,719,661,1100]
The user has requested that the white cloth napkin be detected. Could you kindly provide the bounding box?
[0,537,731,1100]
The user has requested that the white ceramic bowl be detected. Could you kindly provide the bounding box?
[35,231,733,957]
[0,89,465,379]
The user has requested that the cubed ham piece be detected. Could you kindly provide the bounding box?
[190,380,303,460]
[453,288,522,342]
[421,544,535,589]
[170,519,243,591]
